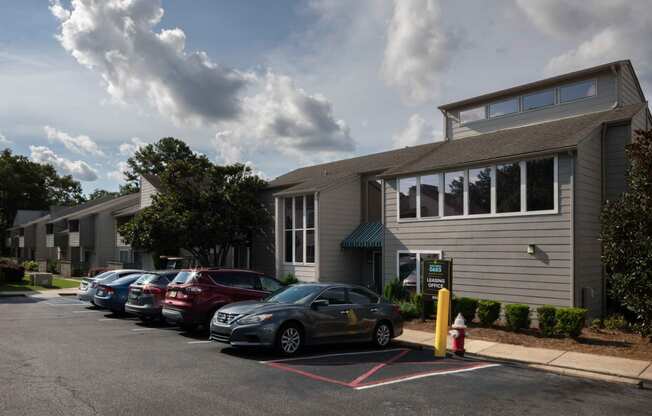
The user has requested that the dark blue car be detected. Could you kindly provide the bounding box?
[94,273,144,313]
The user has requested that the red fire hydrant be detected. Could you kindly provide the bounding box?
[449,313,467,357]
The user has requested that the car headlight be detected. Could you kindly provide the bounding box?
[237,313,273,325]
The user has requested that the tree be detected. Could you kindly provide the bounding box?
[120,137,206,193]
[601,128,652,337]
[87,189,119,201]
[0,149,84,253]
[119,156,270,267]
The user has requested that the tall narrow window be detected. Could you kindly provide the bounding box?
[399,177,417,219]
[305,195,315,263]
[398,253,417,289]
[284,198,293,263]
[284,195,315,264]
[444,171,464,216]
[420,174,440,217]
[496,162,521,213]
[468,167,491,215]
[527,157,554,211]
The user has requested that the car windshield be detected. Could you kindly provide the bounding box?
[265,285,322,304]
[171,271,196,284]
[134,274,160,285]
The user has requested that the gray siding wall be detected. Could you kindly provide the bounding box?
[384,153,573,308]
[620,65,643,105]
[96,210,118,268]
[80,216,95,248]
[34,222,47,261]
[140,177,158,208]
[449,71,617,140]
[250,189,276,277]
[604,124,631,201]
[319,177,363,284]
[574,128,604,317]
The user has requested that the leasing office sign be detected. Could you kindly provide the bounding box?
[421,259,453,297]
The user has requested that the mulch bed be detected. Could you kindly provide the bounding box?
[404,320,652,361]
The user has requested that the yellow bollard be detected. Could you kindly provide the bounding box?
[434,288,450,357]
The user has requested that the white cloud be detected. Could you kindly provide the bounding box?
[44,125,105,157]
[50,0,249,126]
[107,161,129,182]
[214,72,355,163]
[516,0,652,91]
[382,0,460,105]
[119,137,146,156]
[29,145,98,181]
[393,114,439,148]
[0,132,12,146]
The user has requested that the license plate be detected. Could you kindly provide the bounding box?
[168,290,177,298]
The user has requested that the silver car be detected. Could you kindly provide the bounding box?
[209,283,403,355]
[78,269,143,305]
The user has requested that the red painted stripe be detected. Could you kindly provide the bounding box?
[349,349,410,386]
[266,362,352,387]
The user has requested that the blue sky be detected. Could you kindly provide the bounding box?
[1,0,650,195]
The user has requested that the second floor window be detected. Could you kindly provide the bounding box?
[69,220,79,233]
[284,195,315,264]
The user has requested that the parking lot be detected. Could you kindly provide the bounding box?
[1,295,651,416]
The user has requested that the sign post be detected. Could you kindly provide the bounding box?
[421,259,453,322]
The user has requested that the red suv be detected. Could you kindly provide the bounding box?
[162,269,282,330]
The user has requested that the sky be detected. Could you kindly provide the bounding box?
[0,0,650,194]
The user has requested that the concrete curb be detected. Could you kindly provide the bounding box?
[394,339,647,388]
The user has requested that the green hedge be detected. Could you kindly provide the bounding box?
[505,304,530,331]
[454,297,478,323]
[555,307,587,337]
[537,305,557,337]
[477,300,501,326]
[398,301,419,320]
[383,277,408,302]
[21,260,39,272]
[279,273,299,286]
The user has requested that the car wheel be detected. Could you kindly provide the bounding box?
[276,324,303,356]
[373,322,392,348]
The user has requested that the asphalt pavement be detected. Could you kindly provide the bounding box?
[0,295,650,416]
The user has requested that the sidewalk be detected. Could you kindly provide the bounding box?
[0,287,78,298]
[396,328,652,386]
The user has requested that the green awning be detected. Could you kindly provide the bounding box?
[341,222,384,249]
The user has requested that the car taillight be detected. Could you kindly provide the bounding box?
[105,287,114,294]
[186,286,202,294]
[143,286,162,295]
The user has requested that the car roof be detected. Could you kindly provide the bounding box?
[180,268,264,275]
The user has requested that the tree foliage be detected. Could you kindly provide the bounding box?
[120,137,203,193]
[87,189,120,201]
[601,128,652,337]
[0,149,84,251]
[119,145,270,267]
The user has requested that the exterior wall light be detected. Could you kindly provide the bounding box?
[527,244,536,255]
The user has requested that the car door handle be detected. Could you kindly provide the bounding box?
[369,308,378,312]
[339,310,349,315]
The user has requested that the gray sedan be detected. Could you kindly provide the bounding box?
[209,283,403,355]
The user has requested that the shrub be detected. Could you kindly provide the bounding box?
[477,300,501,326]
[22,260,39,272]
[603,314,627,331]
[398,301,419,320]
[505,304,531,331]
[537,305,557,337]
[455,297,478,323]
[590,318,602,331]
[555,307,587,338]
[279,273,299,286]
[0,259,25,283]
[383,277,408,302]
[46,260,59,274]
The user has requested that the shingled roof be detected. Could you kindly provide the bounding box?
[268,141,441,194]
[380,104,644,178]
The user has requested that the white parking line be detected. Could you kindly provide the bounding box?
[259,348,408,364]
[72,310,95,313]
[131,328,157,332]
[98,318,120,321]
[187,340,212,344]
[353,364,501,390]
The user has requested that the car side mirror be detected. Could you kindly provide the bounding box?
[312,299,329,309]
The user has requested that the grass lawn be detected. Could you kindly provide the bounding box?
[0,275,81,292]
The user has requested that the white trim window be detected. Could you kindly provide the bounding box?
[397,250,442,294]
[284,195,315,264]
[397,154,558,221]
